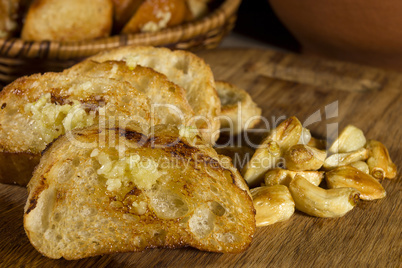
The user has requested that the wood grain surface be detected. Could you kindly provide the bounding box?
[0,48,401,267]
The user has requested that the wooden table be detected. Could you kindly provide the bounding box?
[0,48,401,267]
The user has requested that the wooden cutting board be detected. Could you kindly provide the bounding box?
[0,48,401,267]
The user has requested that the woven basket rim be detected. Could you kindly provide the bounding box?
[0,0,241,60]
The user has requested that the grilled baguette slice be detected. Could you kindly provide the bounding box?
[112,0,144,31]
[122,0,188,33]
[88,45,221,144]
[0,0,21,38]
[24,124,255,260]
[64,60,195,127]
[21,0,113,41]
[0,73,153,186]
[186,0,209,19]
[216,81,262,135]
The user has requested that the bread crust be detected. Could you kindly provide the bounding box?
[24,125,255,259]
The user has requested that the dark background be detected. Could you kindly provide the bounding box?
[233,0,300,52]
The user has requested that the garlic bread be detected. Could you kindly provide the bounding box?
[64,60,195,127]
[21,0,113,41]
[216,81,262,135]
[112,0,144,31]
[24,124,255,259]
[88,46,221,144]
[0,73,152,185]
[122,0,188,33]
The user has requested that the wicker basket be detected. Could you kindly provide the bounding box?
[0,0,241,86]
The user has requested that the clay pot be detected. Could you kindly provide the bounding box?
[269,0,402,71]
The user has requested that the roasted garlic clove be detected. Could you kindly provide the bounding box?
[366,140,396,180]
[242,116,302,186]
[283,144,327,171]
[242,140,281,187]
[307,136,327,150]
[329,125,366,154]
[264,168,324,187]
[323,148,369,170]
[289,175,360,218]
[387,162,397,179]
[298,128,312,145]
[215,145,255,170]
[251,185,295,227]
[349,161,370,174]
[267,116,303,153]
[325,166,386,200]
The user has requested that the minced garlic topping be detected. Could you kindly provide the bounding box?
[93,150,161,192]
[24,93,96,144]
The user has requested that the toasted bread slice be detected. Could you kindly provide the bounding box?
[0,0,19,38]
[64,60,196,127]
[21,0,113,41]
[88,46,221,144]
[0,73,153,185]
[24,124,255,259]
[186,0,209,19]
[122,0,188,33]
[112,0,144,31]
[216,81,262,135]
